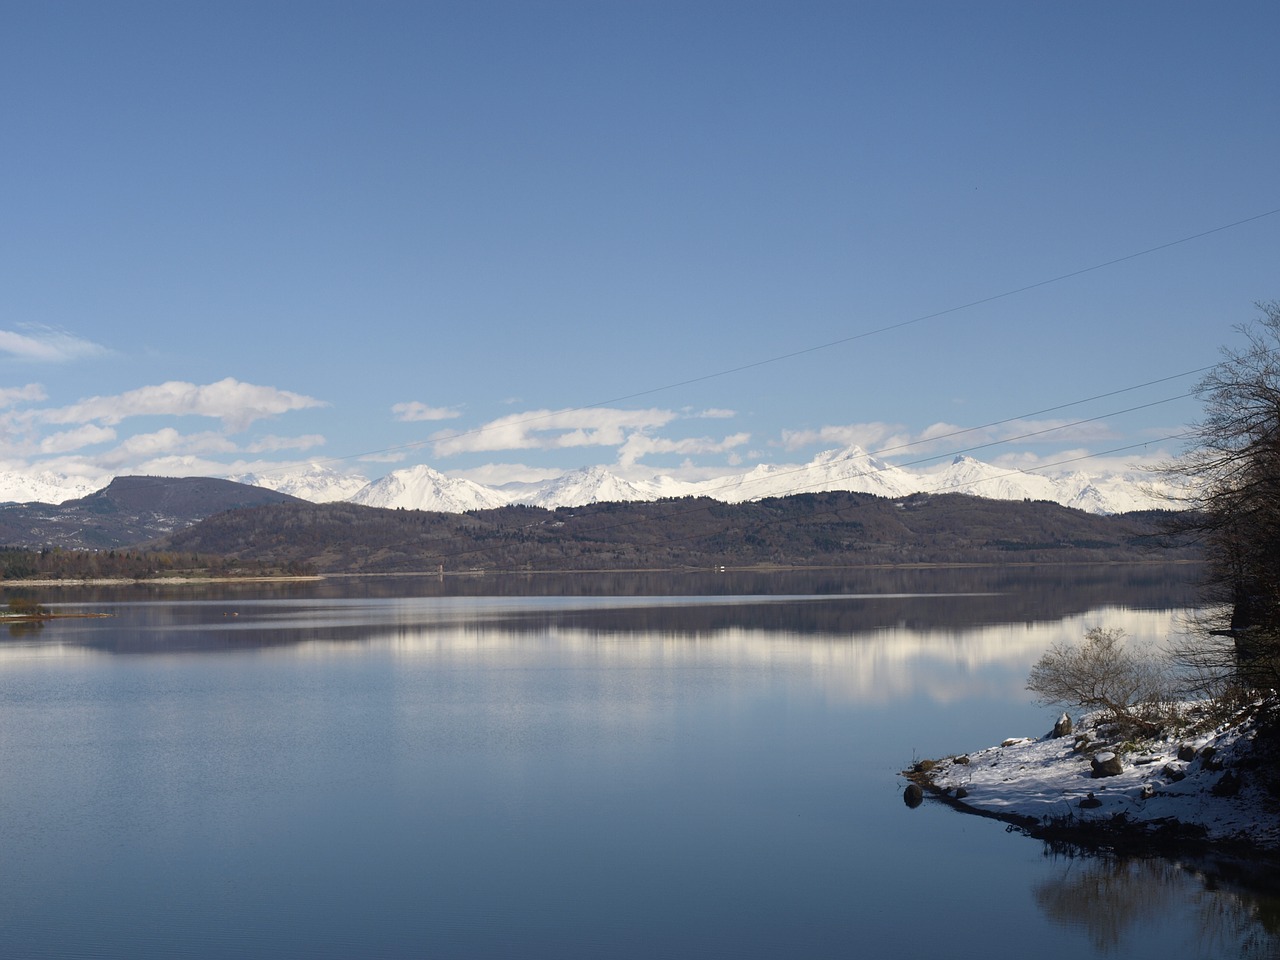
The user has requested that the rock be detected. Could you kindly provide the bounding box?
[1177,743,1197,762]
[1072,737,1090,753]
[1162,763,1186,783]
[903,783,924,808]
[1211,770,1241,797]
[1091,752,1123,778]
[1140,783,1155,800]
[913,759,936,773]
[1051,713,1073,738]
[952,755,970,765]
[954,786,968,799]
[1079,792,1103,809]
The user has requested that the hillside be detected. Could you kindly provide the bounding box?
[152,491,1196,573]
[0,476,306,550]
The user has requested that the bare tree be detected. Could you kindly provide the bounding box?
[1027,627,1173,735]
[1163,301,1280,690]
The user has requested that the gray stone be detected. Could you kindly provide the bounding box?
[1052,713,1073,738]
[1091,752,1123,778]
[903,783,924,808]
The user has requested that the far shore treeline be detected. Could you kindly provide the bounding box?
[0,546,314,582]
[0,489,1198,580]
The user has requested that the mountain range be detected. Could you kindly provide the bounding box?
[254,446,1177,514]
[0,445,1177,516]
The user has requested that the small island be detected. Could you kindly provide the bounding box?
[0,597,111,622]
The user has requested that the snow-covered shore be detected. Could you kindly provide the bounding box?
[905,700,1280,856]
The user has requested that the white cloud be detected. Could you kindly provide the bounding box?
[39,424,117,454]
[96,429,239,469]
[0,384,47,407]
[781,417,1124,463]
[431,407,678,456]
[392,401,462,422]
[782,422,908,452]
[0,326,110,362]
[692,408,736,419]
[617,431,751,466]
[42,377,325,431]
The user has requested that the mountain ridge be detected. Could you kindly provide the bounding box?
[0,445,1177,517]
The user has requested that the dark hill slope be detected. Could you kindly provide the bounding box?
[0,476,306,550]
[154,491,1195,572]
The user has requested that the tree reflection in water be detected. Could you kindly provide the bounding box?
[1033,850,1280,958]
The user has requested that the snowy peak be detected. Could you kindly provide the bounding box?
[0,471,103,505]
[513,466,661,509]
[350,464,509,512]
[696,445,916,503]
[927,455,1061,502]
[230,464,369,503]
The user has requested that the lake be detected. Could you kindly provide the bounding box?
[2,564,1276,959]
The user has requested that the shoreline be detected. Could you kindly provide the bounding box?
[904,700,1280,862]
[0,575,326,587]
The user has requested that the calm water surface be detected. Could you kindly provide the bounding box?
[1,566,1275,959]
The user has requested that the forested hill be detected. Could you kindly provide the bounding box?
[0,476,305,550]
[152,491,1196,573]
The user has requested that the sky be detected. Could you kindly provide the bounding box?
[2,1,1278,492]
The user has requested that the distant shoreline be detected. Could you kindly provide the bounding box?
[0,558,1203,587]
[0,575,326,587]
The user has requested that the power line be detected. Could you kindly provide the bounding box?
[252,207,1279,476]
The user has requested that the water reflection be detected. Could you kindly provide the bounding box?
[8,562,1269,960]
[1034,852,1280,958]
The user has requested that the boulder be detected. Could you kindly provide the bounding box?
[1091,752,1123,778]
[903,783,924,808]
[1051,713,1073,738]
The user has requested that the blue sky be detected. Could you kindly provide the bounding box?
[2,1,1277,489]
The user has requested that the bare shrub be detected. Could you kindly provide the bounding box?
[1027,627,1174,736]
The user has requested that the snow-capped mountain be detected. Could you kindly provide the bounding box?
[350,464,510,512]
[512,465,665,509]
[324,447,1175,515]
[0,470,103,505]
[0,446,1178,517]
[366,448,1173,514]
[230,464,369,503]
[697,445,918,502]
[924,455,1062,502]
